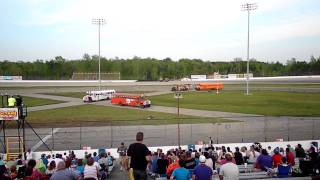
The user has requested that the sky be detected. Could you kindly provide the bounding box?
[1,0,320,63]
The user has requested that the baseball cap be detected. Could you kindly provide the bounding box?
[199,155,206,163]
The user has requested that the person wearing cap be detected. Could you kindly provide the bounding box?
[192,155,213,180]
[219,152,239,180]
[51,161,80,180]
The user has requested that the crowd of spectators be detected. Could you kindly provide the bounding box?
[0,150,115,180]
[0,134,320,180]
[125,136,320,180]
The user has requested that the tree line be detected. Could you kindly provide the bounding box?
[0,55,319,80]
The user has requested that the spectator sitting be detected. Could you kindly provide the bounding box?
[185,151,196,170]
[98,153,108,167]
[27,159,42,180]
[51,161,80,180]
[10,165,18,179]
[170,160,190,180]
[93,152,99,162]
[36,159,47,174]
[248,145,260,164]
[295,144,306,159]
[157,153,169,177]
[234,147,244,165]
[256,149,273,171]
[207,148,216,170]
[0,165,11,180]
[273,148,283,168]
[193,155,213,180]
[41,154,48,168]
[286,148,295,166]
[45,160,56,176]
[267,146,273,156]
[219,152,239,180]
[151,152,159,176]
[167,156,180,178]
[84,157,99,180]
[277,157,292,178]
[76,159,84,175]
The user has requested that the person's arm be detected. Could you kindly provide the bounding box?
[170,175,175,180]
[219,166,224,180]
[192,174,196,180]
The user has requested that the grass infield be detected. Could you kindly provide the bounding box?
[0,96,64,107]
[27,104,232,127]
[150,91,320,116]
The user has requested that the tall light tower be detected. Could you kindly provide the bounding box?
[242,3,257,95]
[92,18,106,90]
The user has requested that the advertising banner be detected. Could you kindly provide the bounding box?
[0,108,19,121]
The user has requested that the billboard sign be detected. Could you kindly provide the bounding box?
[0,108,19,121]
[190,75,207,80]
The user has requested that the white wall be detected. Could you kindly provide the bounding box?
[29,139,319,160]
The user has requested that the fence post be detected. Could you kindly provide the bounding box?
[264,117,267,142]
[190,124,193,145]
[216,123,220,144]
[312,119,315,139]
[287,118,290,141]
[51,128,54,150]
[241,122,244,143]
[79,123,82,150]
[110,121,113,148]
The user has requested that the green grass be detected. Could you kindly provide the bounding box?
[0,96,64,107]
[27,104,231,127]
[150,91,320,116]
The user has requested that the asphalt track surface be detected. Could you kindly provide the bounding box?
[0,78,320,152]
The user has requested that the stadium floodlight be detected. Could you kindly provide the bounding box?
[92,18,106,90]
[242,3,257,95]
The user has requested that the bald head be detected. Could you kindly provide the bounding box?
[57,161,66,170]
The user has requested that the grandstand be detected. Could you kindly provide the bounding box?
[0,140,319,179]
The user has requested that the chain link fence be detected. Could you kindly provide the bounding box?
[1,116,319,153]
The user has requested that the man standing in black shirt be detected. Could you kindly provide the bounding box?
[127,132,151,180]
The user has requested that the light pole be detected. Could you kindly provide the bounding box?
[242,3,257,95]
[174,92,183,148]
[92,18,106,90]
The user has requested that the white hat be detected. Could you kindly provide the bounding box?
[199,155,206,163]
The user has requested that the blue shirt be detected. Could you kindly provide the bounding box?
[152,157,159,173]
[257,154,273,171]
[194,164,213,180]
[278,165,291,178]
[76,165,84,174]
[172,167,190,180]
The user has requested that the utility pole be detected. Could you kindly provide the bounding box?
[242,3,257,95]
[92,18,106,90]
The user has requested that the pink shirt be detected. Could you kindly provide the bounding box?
[220,159,236,165]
